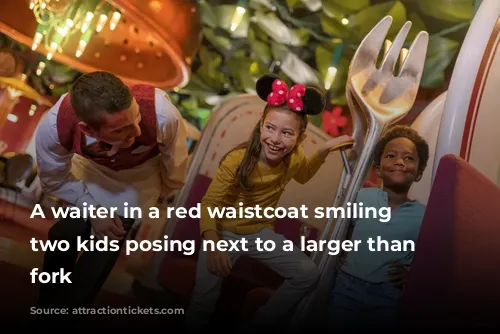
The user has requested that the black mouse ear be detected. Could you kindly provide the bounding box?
[303,87,326,115]
[256,74,280,101]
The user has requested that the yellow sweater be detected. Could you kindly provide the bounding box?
[200,145,326,235]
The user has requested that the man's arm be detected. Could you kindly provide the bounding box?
[35,106,99,209]
[155,90,189,198]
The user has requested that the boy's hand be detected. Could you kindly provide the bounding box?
[387,262,410,287]
[336,251,348,270]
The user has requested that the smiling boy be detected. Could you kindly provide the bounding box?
[328,125,429,331]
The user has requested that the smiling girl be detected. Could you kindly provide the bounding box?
[184,74,353,332]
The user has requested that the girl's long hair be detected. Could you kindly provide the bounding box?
[221,105,309,190]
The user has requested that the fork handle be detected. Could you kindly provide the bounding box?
[340,148,351,174]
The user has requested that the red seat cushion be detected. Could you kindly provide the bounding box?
[402,155,500,328]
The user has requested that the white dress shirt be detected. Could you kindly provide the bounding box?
[35,88,188,217]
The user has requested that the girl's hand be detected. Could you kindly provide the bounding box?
[318,135,354,159]
[326,135,354,152]
[206,250,232,277]
[202,230,233,277]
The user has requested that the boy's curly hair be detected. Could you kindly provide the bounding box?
[373,125,430,173]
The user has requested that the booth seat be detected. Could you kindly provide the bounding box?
[401,154,500,329]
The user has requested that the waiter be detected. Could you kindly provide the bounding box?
[34,71,188,314]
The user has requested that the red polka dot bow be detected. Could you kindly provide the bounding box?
[267,79,306,112]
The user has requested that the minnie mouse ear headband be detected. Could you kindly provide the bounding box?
[256,74,326,115]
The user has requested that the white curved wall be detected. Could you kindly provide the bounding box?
[434,0,500,185]
[409,92,447,205]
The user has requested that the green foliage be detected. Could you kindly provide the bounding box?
[324,0,370,14]
[420,36,461,88]
[418,0,474,22]
[347,1,407,42]
[179,0,472,127]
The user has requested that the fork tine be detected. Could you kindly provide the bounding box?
[381,21,412,73]
[350,16,393,73]
[399,31,429,82]
[378,30,429,105]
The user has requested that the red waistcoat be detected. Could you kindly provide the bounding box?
[56,84,160,171]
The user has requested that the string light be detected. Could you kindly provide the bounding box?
[324,4,349,26]
[36,62,46,76]
[325,40,344,90]
[29,104,37,116]
[31,24,44,51]
[230,0,248,32]
[96,14,108,32]
[81,12,94,34]
[109,11,121,31]
[29,0,116,60]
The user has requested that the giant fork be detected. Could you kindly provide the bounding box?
[314,68,369,261]
[292,15,429,328]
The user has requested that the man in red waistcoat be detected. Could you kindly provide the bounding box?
[34,71,188,319]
